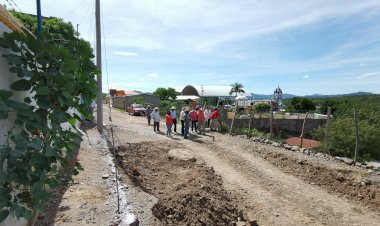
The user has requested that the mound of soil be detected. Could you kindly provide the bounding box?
[257,149,380,211]
[116,142,244,225]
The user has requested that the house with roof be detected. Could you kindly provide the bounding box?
[109,89,160,110]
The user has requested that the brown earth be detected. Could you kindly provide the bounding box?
[35,106,380,226]
[116,142,245,225]
[256,149,380,211]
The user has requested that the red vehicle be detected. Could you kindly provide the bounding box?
[127,104,146,116]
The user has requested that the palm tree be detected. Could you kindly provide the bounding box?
[229,82,245,97]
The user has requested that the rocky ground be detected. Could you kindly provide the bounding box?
[36,106,380,225]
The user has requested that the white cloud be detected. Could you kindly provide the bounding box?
[114,51,139,56]
[148,73,158,78]
[359,63,367,67]
[138,78,145,82]
[356,72,380,79]
[303,75,310,79]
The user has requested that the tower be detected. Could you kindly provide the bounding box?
[273,85,283,110]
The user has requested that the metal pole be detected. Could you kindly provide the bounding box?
[36,0,42,34]
[96,0,103,132]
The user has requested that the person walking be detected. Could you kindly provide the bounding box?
[197,107,206,135]
[180,107,185,135]
[189,107,198,132]
[146,105,153,126]
[170,106,177,133]
[165,110,173,137]
[204,106,211,128]
[184,108,190,139]
[150,107,160,132]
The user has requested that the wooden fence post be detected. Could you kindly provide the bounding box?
[300,112,309,148]
[229,102,237,135]
[270,100,273,136]
[353,106,359,164]
[323,107,331,154]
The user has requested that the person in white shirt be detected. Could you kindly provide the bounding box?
[204,106,211,128]
[170,106,177,133]
[150,107,161,132]
[180,107,185,135]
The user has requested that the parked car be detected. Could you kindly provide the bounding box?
[127,104,146,116]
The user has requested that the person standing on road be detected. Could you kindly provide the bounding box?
[151,107,160,132]
[204,106,211,128]
[210,107,219,131]
[165,110,173,137]
[184,108,190,139]
[197,107,206,135]
[146,105,153,126]
[189,107,198,132]
[180,107,185,135]
[170,106,177,133]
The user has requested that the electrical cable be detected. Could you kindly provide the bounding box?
[62,0,86,20]
[6,0,22,13]
[4,0,16,12]
[79,0,94,25]
[100,3,120,214]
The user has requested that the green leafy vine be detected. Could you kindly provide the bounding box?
[0,31,97,222]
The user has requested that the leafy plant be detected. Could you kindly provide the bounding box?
[153,87,179,100]
[286,97,316,113]
[132,96,145,105]
[0,31,97,222]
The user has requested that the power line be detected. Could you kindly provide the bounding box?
[62,0,87,20]
[7,0,22,12]
[79,0,94,25]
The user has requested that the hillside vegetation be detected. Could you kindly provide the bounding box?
[311,95,380,160]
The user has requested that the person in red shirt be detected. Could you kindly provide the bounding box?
[189,108,198,132]
[197,107,206,135]
[165,110,173,137]
[210,107,219,131]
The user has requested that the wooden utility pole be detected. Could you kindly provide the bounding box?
[300,112,309,148]
[323,107,331,154]
[229,102,237,135]
[354,107,359,164]
[96,0,103,132]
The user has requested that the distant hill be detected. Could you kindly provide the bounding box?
[251,93,296,99]
[303,92,374,99]
[251,92,374,99]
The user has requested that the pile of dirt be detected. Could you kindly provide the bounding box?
[116,141,245,225]
[257,149,380,211]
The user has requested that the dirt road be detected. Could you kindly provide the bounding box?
[106,107,380,226]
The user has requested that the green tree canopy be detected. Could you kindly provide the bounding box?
[153,87,168,100]
[254,103,271,111]
[10,10,76,40]
[229,82,245,97]
[153,87,178,100]
[287,97,316,113]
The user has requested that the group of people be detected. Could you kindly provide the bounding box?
[145,105,219,139]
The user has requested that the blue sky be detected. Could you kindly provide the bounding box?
[7,0,380,95]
